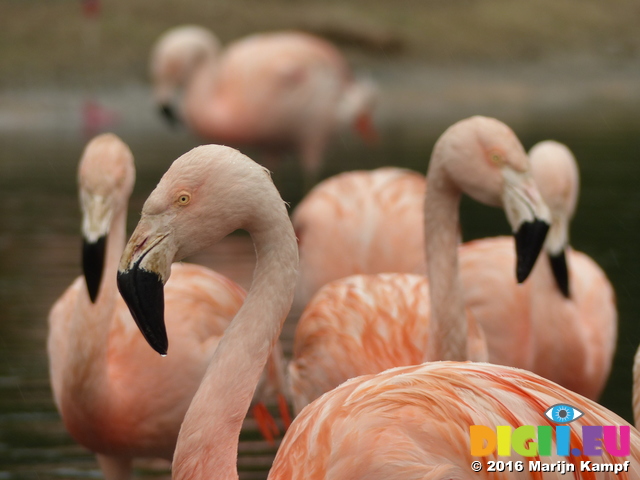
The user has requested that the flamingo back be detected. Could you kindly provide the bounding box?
[293,167,426,307]
[289,273,488,414]
[274,362,640,480]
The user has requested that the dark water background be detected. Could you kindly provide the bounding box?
[1,90,639,478]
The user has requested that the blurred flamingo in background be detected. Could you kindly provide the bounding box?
[289,116,557,412]
[289,129,616,413]
[116,142,639,480]
[458,140,616,399]
[527,140,615,394]
[293,167,426,307]
[47,134,287,480]
[150,25,377,186]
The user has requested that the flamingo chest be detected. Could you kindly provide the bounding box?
[59,392,176,457]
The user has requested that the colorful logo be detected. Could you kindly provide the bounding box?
[470,403,630,457]
[544,404,584,424]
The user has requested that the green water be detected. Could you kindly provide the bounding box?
[0,115,639,478]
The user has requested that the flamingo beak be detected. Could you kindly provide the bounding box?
[502,169,552,283]
[514,219,550,283]
[159,104,181,128]
[82,236,107,303]
[117,225,174,355]
[81,192,112,303]
[548,250,570,298]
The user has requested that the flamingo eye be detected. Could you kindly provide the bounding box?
[544,404,584,423]
[489,151,504,166]
[177,193,191,206]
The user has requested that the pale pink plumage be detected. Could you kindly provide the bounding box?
[293,167,426,306]
[459,237,616,399]
[289,128,615,410]
[273,362,640,480]
[289,273,487,412]
[47,135,284,480]
[460,140,616,398]
[117,142,639,480]
[150,26,377,181]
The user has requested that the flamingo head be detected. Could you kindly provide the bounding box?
[430,116,552,283]
[117,145,283,354]
[150,25,221,128]
[529,140,579,297]
[78,133,135,302]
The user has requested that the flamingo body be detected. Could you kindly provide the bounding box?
[289,273,487,414]
[273,362,640,480]
[289,135,615,409]
[459,236,616,399]
[48,135,283,479]
[114,140,634,480]
[49,263,244,457]
[294,167,425,305]
[151,27,376,180]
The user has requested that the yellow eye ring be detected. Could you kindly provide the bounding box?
[489,151,504,166]
[177,193,191,205]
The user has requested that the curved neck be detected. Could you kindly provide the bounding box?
[173,202,298,479]
[424,164,468,361]
[64,206,127,398]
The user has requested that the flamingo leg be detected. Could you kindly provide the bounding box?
[251,401,279,444]
[278,393,292,430]
[96,454,132,480]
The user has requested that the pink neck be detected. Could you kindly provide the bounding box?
[424,161,468,361]
[63,206,127,405]
[172,205,298,479]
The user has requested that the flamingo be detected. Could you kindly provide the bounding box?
[289,123,616,411]
[289,116,550,412]
[47,134,286,480]
[459,140,617,400]
[293,167,426,307]
[116,142,640,479]
[150,25,377,185]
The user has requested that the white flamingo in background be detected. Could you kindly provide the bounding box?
[150,25,377,185]
[116,141,639,479]
[47,134,286,480]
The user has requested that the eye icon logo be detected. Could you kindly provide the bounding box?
[544,404,584,423]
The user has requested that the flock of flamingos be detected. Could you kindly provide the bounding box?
[45,23,639,480]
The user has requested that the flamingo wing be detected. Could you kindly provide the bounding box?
[274,362,640,480]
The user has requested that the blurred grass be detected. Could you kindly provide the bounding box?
[2,0,640,88]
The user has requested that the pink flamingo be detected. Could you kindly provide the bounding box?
[293,167,426,307]
[47,134,286,480]
[150,25,377,184]
[289,124,616,410]
[289,116,552,412]
[117,142,639,479]
[459,140,617,400]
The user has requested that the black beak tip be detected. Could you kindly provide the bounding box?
[117,267,168,355]
[515,219,550,284]
[82,237,107,304]
[548,250,570,298]
[159,104,181,128]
